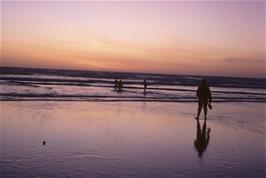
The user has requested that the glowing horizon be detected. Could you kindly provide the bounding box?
[1,1,265,77]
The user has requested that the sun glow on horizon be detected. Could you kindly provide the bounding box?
[1,1,265,77]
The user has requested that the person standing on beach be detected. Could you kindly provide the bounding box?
[114,79,118,91]
[118,79,123,92]
[195,79,212,120]
[144,80,147,94]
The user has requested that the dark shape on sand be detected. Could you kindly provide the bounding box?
[196,79,212,120]
[194,119,211,158]
[42,141,46,145]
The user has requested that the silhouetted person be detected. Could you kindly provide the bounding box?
[118,79,123,92]
[144,80,147,94]
[114,79,118,90]
[194,119,211,158]
[196,79,212,120]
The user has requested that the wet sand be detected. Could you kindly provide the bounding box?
[1,101,265,177]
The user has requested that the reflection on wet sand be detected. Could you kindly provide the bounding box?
[194,119,211,158]
[1,102,265,178]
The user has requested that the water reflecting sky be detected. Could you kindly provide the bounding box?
[1,102,265,177]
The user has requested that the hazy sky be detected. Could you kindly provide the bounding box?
[1,1,265,77]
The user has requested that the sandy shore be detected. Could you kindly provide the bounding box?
[1,101,265,177]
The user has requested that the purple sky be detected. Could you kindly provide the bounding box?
[1,1,265,77]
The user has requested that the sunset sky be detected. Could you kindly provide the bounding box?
[1,1,265,77]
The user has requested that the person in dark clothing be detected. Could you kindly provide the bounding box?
[114,79,118,91]
[196,79,212,120]
[194,119,211,158]
[144,80,147,94]
[118,79,123,92]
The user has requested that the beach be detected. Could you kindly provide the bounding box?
[1,101,265,178]
[2,1,265,177]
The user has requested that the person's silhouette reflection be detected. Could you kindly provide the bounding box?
[194,119,211,158]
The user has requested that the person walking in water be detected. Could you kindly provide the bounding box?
[143,80,147,94]
[195,79,212,120]
[114,79,118,91]
[118,79,123,92]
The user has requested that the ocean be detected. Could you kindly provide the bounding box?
[1,67,265,102]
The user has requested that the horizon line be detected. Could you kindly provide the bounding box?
[0,65,265,80]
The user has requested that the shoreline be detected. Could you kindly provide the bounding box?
[1,99,265,102]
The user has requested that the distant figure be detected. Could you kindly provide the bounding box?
[42,141,46,145]
[114,79,118,90]
[196,79,212,120]
[118,79,123,92]
[194,119,211,158]
[144,80,147,94]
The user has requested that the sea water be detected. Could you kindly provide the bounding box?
[0,67,265,102]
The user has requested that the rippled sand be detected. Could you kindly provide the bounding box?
[1,101,265,177]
